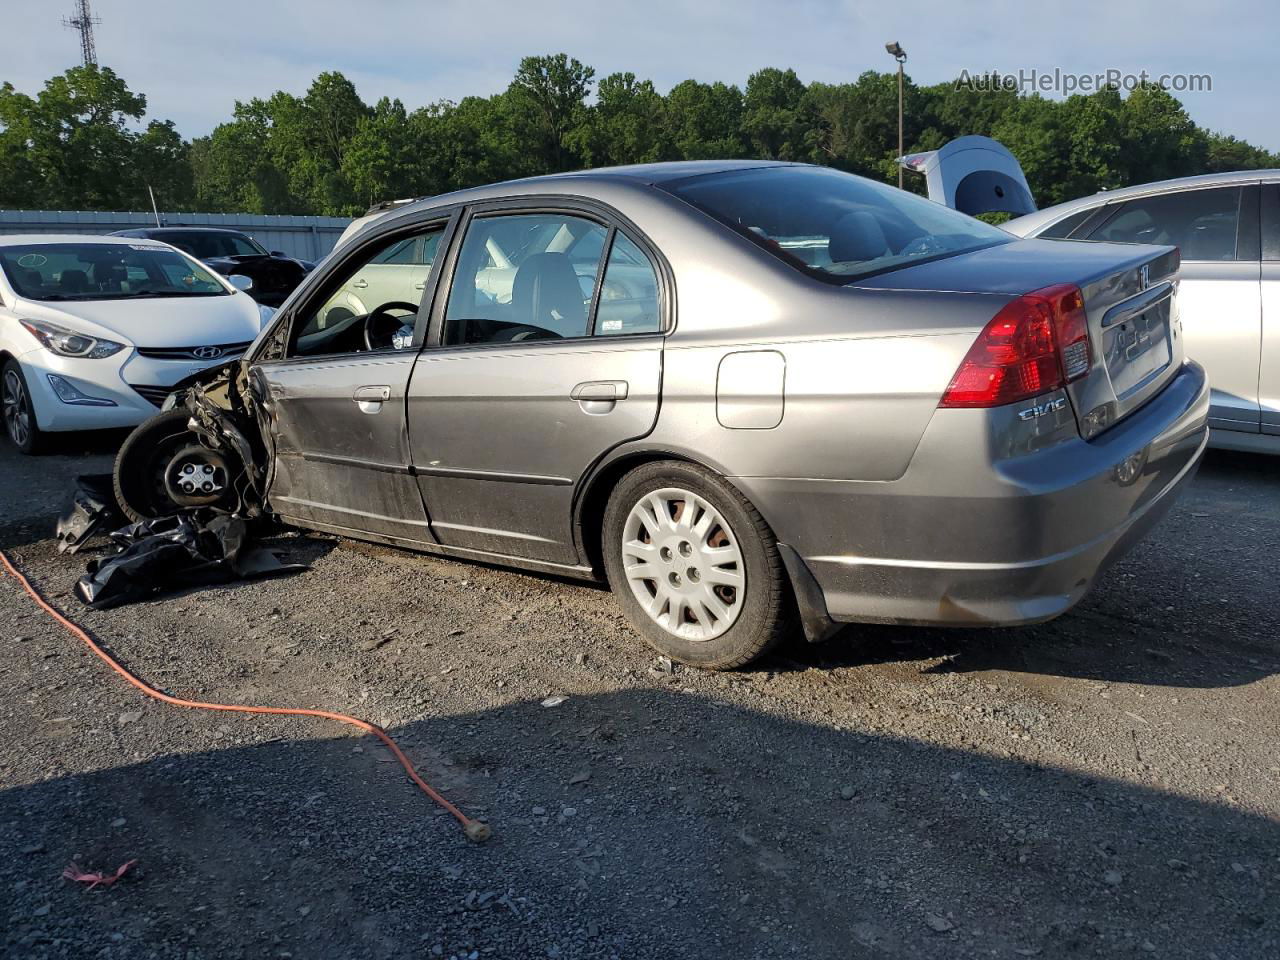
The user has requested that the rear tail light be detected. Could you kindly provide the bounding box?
[939,283,1091,408]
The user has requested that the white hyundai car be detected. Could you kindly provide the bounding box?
[1,235,269,453]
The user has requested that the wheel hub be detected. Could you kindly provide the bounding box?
[621,487,746,642]
[162,444,230,508]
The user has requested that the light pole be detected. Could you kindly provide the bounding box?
[885,42,907,188]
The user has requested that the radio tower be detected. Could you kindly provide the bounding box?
[63,0,100,66]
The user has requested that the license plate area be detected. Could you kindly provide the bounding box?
[1102,298,1172,400]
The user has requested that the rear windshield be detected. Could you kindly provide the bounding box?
[663,165,1012,282]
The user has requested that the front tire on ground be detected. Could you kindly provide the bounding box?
[602,460,794,670]
[2,359,45,455]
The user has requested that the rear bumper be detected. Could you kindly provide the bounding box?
[736,361,1209,628]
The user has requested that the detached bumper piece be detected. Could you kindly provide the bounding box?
[75,512,306,609]
[55,475,124,555]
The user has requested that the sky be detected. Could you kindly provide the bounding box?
[6,0,1278,152]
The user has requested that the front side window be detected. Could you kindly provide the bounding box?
[1090,187,1241,261]
[663,165,1011,283]
[444,213,609,345]
[0,243,227,301]
[288,224,445,358]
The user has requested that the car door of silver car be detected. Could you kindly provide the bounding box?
[1260,181,1280,437]
[407,205,666,566]
[250,217,453,541]
[1087,184,1262,433]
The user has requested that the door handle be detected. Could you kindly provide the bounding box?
[353,384,390,413]
[571,380,629,401]
[352,278,369,289]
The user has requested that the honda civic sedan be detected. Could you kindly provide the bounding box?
[0,235,268,453]
[115,161,1210,668]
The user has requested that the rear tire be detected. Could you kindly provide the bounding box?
[602,460,794,670]
[2,359,46,455]
[113,410,236,522]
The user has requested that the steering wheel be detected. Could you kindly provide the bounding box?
[363,301,419,351]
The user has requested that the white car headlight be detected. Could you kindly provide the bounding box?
[19,319,125,359]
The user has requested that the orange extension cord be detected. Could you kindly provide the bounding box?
[0,548,491,843]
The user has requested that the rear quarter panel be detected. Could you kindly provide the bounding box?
[583,186,1017,483]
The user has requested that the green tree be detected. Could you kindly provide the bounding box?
[506,54,594,173]
[743,67,809,160]
[0,65,190,210]
[568,72,669,167]
[663,80,746,159]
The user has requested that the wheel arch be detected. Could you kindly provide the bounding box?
[574,446,733,575]
[574,444,841,645]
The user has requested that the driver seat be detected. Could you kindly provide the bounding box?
[510,253,586,338]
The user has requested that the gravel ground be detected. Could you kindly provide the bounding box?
[1,436,1278,960]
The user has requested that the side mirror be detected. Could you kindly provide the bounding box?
[228,274,254,292]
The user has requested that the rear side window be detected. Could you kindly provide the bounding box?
[1037,208,1095,239]
[1262,184,1280,261]
[663,165,1011,283]
[596,232,660,336]
[1090,187,1241,261]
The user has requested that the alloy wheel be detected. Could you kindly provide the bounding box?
[3,369,30,448]
[621,487,746,641]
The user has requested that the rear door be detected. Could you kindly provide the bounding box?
[250,215,453,541]
[1262,181,1280,436]
[1086,184,1262,433]
[407,202,667,566]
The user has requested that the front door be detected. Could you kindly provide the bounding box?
[252,218,451,541]
[408,208,666,565]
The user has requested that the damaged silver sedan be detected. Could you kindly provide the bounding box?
[113,161,1210,668]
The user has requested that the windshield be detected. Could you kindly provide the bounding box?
[153,231,267,259]
[663,165,1012,282]
[0,243,230,301]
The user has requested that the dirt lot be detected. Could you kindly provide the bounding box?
[1,435,1278,960]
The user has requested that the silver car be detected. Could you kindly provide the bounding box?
[116,161,1209,668]
[1006,170,1280,453]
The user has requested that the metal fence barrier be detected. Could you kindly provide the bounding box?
[0,210,354,262]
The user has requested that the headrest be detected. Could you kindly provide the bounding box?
[828,211,890,263]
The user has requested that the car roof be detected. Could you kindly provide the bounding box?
[114,226,250,235]
[393,160,797,215]
[0,233,169,246]
[1007,168,1280,235]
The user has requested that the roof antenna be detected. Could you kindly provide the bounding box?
[147,185,162,227]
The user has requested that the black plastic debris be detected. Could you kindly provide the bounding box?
[56,475,125,555]
[75,512,306,609]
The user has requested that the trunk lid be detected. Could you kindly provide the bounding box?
[855,237,1183,437]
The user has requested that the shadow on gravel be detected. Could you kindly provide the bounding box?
[779,610,1279,691]
[2,689,1276,959]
